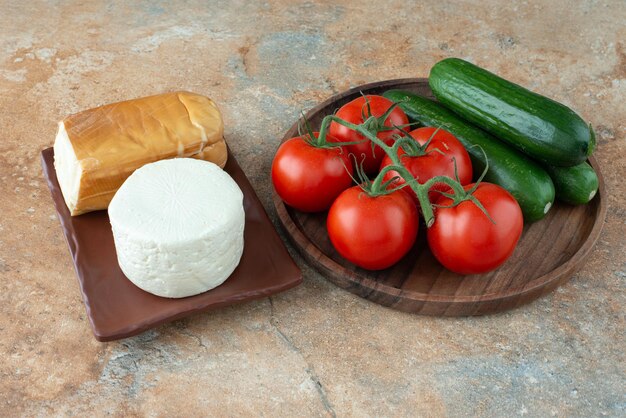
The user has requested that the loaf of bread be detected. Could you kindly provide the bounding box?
[53,91,227,215]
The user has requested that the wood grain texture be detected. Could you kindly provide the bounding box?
[272,79,607,316]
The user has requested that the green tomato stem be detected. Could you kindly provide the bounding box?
[317,114,332,145]
[322,114,473,227]
[370,165,401,194]
[317,110,493,227]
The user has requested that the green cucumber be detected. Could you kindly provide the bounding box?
[429,58,595,167]
[545,162,598,205]
[383,89,555,222]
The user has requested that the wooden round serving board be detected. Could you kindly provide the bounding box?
[272,78,607,316]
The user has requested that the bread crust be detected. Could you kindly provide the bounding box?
[54,91,227,215]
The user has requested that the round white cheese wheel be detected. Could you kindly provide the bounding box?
[109,158,245,298]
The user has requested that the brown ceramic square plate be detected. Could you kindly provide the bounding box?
[41,147,302,342]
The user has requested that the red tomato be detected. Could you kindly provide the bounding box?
[327,186,419,270]
[329,95,409,175]
[427,183,523,275]
[380,127,473,205]
[271,133,353,212]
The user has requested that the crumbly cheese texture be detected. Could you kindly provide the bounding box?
[108,158,245,298]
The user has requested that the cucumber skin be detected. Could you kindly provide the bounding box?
[383,89,555,222]
[545,162,598,205]
[429,58,595,167]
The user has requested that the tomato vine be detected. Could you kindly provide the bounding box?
[310,108,491,227]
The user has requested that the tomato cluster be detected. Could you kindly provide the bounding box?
[271,95,523,275]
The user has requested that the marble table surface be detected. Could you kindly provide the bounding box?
[1,1,624,416]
